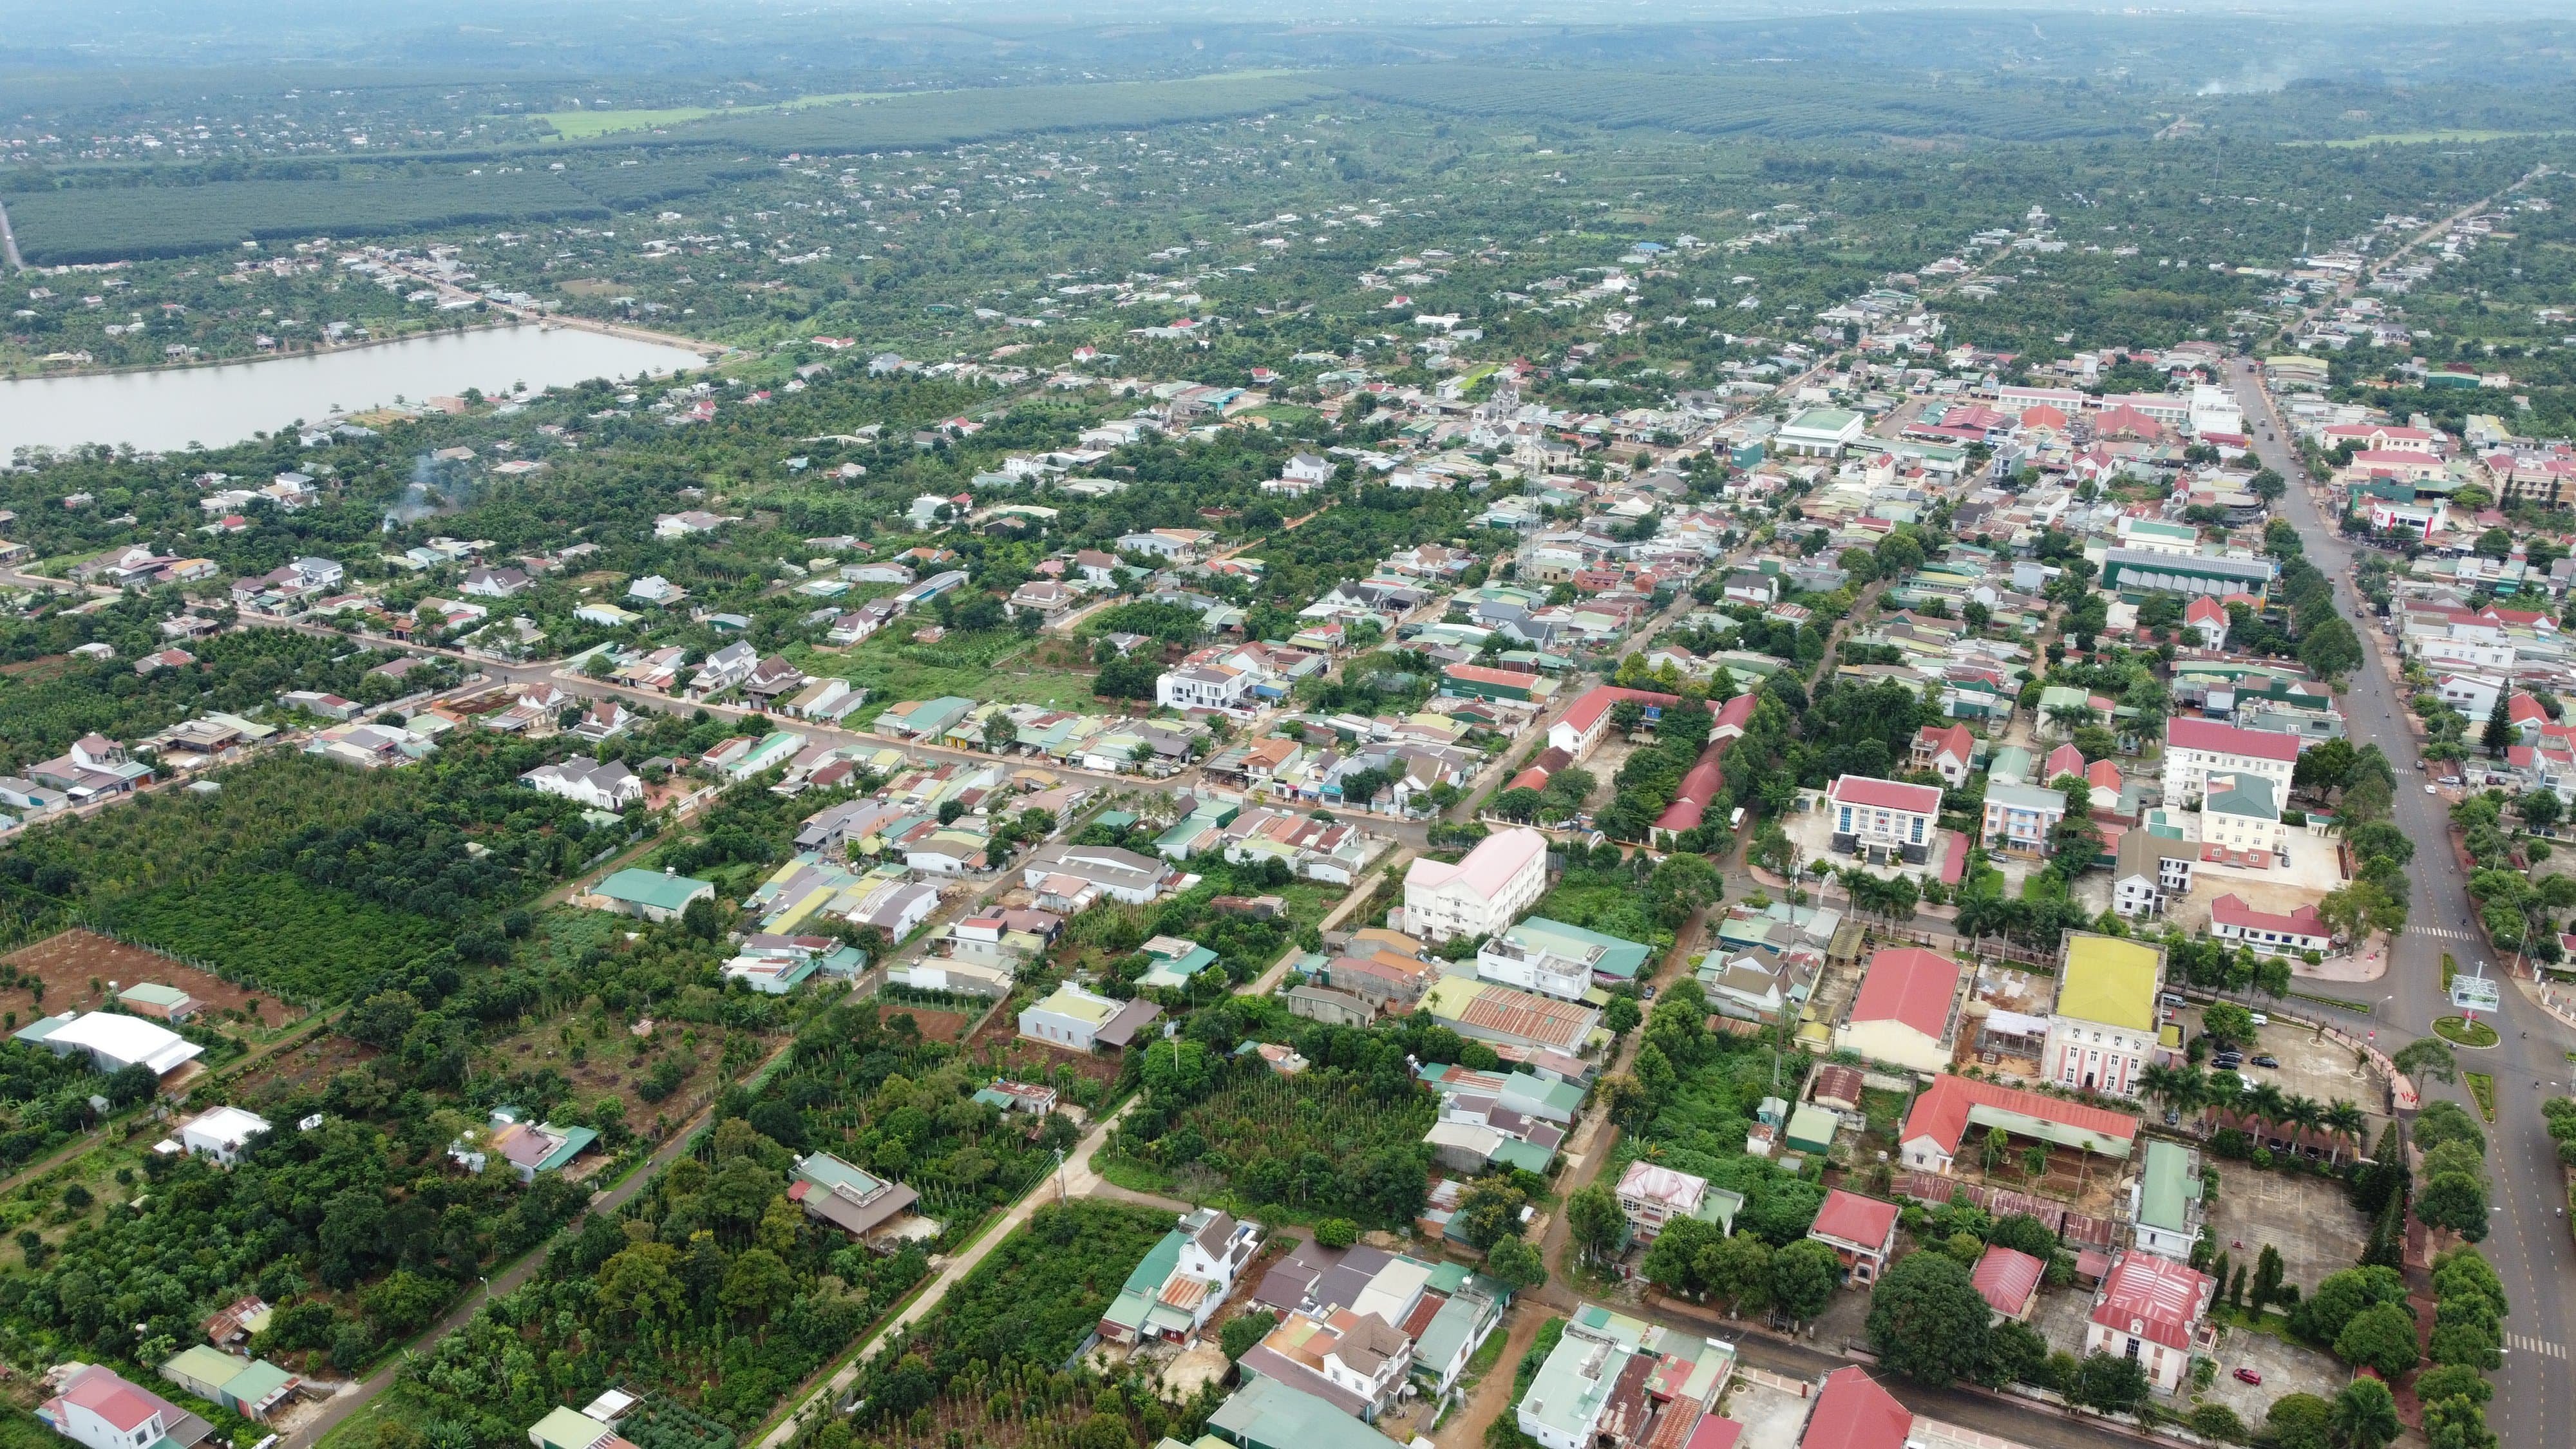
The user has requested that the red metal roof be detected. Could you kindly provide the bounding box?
[1654,739,1730,832]
[1901,1072,2142,1157]
[1971,1244,2046,1318]
[1558,685,1683,740]
[1848,947,1960,1041]
[1801,1368,1911,1449]
[1810,1189,1900,1251]
[2166,717,2300,764]
[2091,1251,2215,1350]
[1826,774,1943,815]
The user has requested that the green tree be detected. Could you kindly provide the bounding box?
[2416,1170,2490,1241]
[1566,1184,1626,1269]
[2393,1037,2459,1088]
[1220,1311,1276,1362]
[1456,1181,1527,1252]
[2484,692,2514,755]
[2266,1393,2334,1449]
[2070,1352,2148,1415]
[1864,1251,1991,1387]
[2330,1378,2400,1449]
[1770,1239,1842,1323]
[1977,1320,2050,1388]
[2333,1301,2422,1378]
[1701,1233,1774,1318]
[1484,1235,1546,1291]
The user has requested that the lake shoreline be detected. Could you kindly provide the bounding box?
[0,324,719,454]
[1,312,726,385]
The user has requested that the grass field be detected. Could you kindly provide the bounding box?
[788,629,1101,728]
[2289,129,2573,147]
[536,106,719,139]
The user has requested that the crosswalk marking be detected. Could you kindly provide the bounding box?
[2418,927,2476,940]
[2508,1334,2566,1359]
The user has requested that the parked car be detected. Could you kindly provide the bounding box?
[2251,1054,2280,1068]
[2235,1368,2264,1386]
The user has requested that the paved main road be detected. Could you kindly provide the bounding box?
[2228,360,2569,1446]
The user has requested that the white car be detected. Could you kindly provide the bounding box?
[2426,783,2439,794]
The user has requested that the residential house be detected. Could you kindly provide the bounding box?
[592,867,715,923]
[1019,983,1162,1053]
[2209,895,2332,956]
[453,1108,597,1183]
[1980,781,2067,858]
[1100,1209,1264,1345]
[1613,1161,1740,1245]
[2111,832,2197,918]
[37,1366,205,1449]
[1971,1245,2045,1323]
[789,1151,923,1240]
[1805,1189,1900,1285]
[171,1106,270,1167]
[1832,947,1960,1074]
[158,1349,299,1422]
[1476,917,1652,1001]
[522,759,643,812]
[1909,723,1979,788]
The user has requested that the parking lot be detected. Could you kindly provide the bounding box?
[2203,1163,2371,1296]
[2194,1322,2347,1425]
[2177,1009,2392,1151]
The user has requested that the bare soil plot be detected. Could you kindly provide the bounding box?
[5,929,305,1028]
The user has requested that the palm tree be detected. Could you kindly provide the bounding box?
[2246,1082,2291,1143]
[2201,1070,2244,1136]
[2284,1095,2327,1158]
[2324,1099,2369,1167]
[2137,1063,2183,1119]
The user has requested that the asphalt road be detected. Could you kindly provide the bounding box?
[2227,359,2568,1446]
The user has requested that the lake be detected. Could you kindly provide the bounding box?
[0,323,714,455]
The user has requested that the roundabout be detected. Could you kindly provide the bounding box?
[2432,1014,2500,1049]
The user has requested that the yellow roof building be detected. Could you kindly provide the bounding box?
[2057,933,2163,1031]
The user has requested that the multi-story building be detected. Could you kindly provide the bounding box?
[2159,718,2298,811]
[1824,775,1943,865]
[1403,827,1549,942]
[2043,932,2163,1097]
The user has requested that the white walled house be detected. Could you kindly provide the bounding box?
[173,1106,272,1166]
[1403,827,1548,943]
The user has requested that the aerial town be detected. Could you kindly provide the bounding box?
[0,14,2570,1449]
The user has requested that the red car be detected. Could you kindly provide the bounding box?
[2233,1368,2264,1386]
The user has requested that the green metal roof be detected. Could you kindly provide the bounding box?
[1208,1378,1400,1449]
[2138,1139,2197,1233]
[1505,917,1652,983]
[597,868,714,912]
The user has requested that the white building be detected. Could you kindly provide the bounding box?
[1402,827,1549,943]
[38,1366,182,1449]
[1613,1160,1710,1244]
[2158,718,2298,811]
[173,1106,272,1167]
[15,1010,204,1077]
[520,759,643,812]
[1824,774,1942,865]
[1157,661,1256,714]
